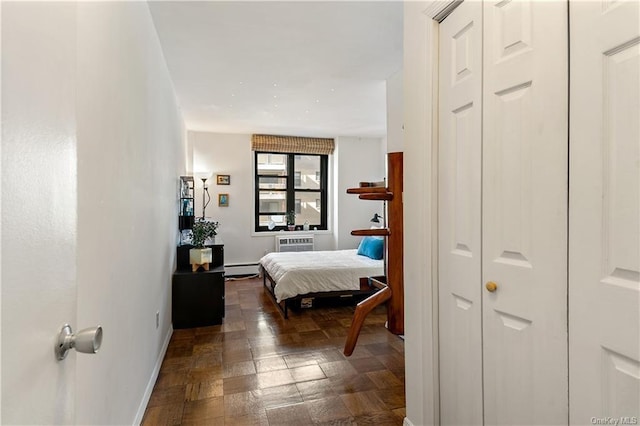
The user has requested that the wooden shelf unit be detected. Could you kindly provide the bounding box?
[350,229,391,237]
[347,152,404,337]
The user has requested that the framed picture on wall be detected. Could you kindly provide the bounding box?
[218,193,229,207]
[217,174,230,185]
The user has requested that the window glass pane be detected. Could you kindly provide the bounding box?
[258,191,286,213]
[258,214,286,227]
[257,153,287,177]
[294,156,321,189]
[255,152,327,231]
[258,176,287,190]
[295,191,321,225]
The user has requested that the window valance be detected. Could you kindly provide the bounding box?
[251,134,335,155]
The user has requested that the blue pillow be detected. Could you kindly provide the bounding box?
[357,236,384,260]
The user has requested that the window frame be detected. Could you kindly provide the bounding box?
[254,151,328,232]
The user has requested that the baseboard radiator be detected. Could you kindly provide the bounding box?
[275,234,314,252]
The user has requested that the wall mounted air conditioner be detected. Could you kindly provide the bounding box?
[275,235,314,252]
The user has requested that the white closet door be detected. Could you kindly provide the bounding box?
[482,1,568,424]
[569,1,640,423]
[438,1,483,424]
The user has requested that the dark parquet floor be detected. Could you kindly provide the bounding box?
[142,276,405,425]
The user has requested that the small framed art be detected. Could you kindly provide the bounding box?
[217,174,230,185]
[218,193,229,207]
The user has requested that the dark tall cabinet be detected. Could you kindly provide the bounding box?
[172,239,225,328]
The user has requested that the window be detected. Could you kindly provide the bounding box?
[255,151,328,231]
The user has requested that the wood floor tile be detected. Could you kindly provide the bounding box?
[185,379,223,401]
[353,410,403,425]
[224,390,265,417]
[181,396,224,424]
[141,403,184,426]
[147,385,187,408]
[222,337,251,352]
[254,356,288,373]
[164,345,193,359]
[374,385,406,411]
[160,356,194,372]
[224,410,269,426]
[193,332,224,346]
[250,344,281,360]
[296,378,336,402]
[191,342,222,356]
[222,330,249,341]
[223,360,256,378]
[364,342,399,356]
[313,349,346,364]
[348,356,386,374]
[322,326,349,338]
[222,348,254,363]
[393,407,407,419]
[256,369,295,389]
[290,364,326,383]
[188,366,223,382]
[222,321,247,332]
[340,390,387,416]
[143,277,405,425]
[294,320,321,332]
[193,352,223,369]
[329,373,378,395]
[244,320,274,337]
[265,402,313,426]
[223,373,259,395]
[155,371,191,389]
[305,396,354,423]
[259,383,303,409]
[319,360,358,378]
[366,369,403,389]
[345,345,373,360]
[283,352,319,369]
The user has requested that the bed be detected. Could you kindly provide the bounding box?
[260,248,385,318]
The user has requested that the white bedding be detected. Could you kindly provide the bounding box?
[260,249,384,303]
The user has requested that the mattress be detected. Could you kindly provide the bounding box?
[260,249,384,303]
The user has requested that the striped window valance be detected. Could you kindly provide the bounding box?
[251,134,335,155]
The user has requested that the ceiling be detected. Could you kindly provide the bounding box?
[148,1,403,138]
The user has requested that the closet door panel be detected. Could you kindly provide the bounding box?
[569,1,640,423]
[437,1,483,424]
[482,1,568,425]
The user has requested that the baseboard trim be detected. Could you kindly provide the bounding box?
[133,325,173,425]
[403,417,416,426]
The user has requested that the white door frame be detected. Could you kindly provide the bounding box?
[425,2,465,424]
[403,1,460,425]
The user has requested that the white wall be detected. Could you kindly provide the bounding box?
[1,2,186,424]
[386,69,404,153]
[403,2,439,426]
[2,3,78,423]
[189,132,385,266]
[334,136,386,250]
[191,132,274,265]
[75,3,185,424]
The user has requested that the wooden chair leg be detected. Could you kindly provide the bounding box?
[343,286,392,356]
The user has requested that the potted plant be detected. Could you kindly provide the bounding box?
[285,210,296,231]
[189,219,219,271]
